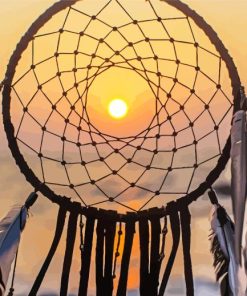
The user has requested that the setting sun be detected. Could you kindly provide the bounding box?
[108,99,128,119]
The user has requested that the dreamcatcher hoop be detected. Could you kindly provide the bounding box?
[2,0,241,219]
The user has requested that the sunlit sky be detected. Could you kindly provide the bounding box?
[0,1,246,295]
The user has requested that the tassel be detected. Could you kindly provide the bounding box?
[60,207,79,296]
[180,206,194,295]
[149,215,162,295]
[103,218,116,295]
[78,213,96,296]
[96,217,104,296]
[116,214,135,296]
[96,212,117,296]
[29,205,66,295]
[159,202,180,296]
[139,216,149,296]
[209,203,237,296]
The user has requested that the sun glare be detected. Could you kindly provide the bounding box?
[108,99,128,119]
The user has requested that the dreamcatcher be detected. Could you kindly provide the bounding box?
[0,0,246,295]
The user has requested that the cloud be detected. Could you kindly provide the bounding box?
[127,289,139,296]
[165,276,219,296]
[194,277,219,295]
[166,276,185,295]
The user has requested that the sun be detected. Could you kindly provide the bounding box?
[108,98,128,119]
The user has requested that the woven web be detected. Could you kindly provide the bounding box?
[10,0,233,212]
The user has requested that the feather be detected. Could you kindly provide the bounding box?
[244,229,247,279]
[245,232,247,271]
[209,203,237,296]
[0,205,27,291]
[231,108,247,267]
[243,231,247,294]
[0,192,37,294]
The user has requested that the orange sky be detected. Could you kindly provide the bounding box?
[0,1,246,295]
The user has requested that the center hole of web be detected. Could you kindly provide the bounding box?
[86,67,156,138]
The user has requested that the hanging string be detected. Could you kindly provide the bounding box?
[139,216,149,296]
[7,246,19,296]
[112,221,122,279]
[208,188,219,205]
[78,212,96,296]
[79,214,85,254]
[239,86,246,110]
[60,209,79,296]
[103,218,117,296]
[180,206,194,296]
[159,216,168,262]
[96,218,105,296]
[116,216,135,296]
[29,206,67,295]
[149,215,162,295]
[96,214,117,296]
[158,203,181,296]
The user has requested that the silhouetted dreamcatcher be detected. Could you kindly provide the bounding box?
[0,0,246,295]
